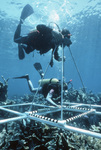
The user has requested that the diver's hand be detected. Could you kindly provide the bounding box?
[57,56,66,62]
[63,37,72,47]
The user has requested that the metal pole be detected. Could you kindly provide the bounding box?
[0,103,54,108]
[64,124,101,139]
[68,47,85,89]
[61,45,64,120]
[0,107,24,116]
[63,102,101,108]
[0,116,27,124]
[27,115,101,139]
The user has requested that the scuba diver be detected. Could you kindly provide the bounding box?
[12,63,71,107]
[14,4,72,67]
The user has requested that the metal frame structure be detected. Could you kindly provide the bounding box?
[0,102,101,139]
[0,47,101,139]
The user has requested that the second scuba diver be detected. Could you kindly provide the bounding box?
[12,63,72,107]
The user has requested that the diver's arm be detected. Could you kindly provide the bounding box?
[46,90,58,107]
[63,37,72,47]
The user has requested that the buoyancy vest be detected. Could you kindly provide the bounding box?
[38,78,59,87]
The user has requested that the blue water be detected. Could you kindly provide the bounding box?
[0,0,101,98]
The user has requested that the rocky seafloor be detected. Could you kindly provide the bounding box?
[0,77,101,150]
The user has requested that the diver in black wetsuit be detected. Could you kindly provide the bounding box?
[13,63,70,107]
[14,4,72,66]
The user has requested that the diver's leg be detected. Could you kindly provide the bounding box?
[28,80,42,92]
[13,74,42,93]
[54,47,62,61]
[14,22,28,44]
[16,39,33,59]
[26,75,42,92]
[14,4,34,43]
[14,22,29,59]
[18,43,25,59]
[14,22,22,43]
[21,45,34,54]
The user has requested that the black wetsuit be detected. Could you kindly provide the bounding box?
[14,23,72,61]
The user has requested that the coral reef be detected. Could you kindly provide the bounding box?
[0,76,8,102]
[64,88,101,104]
[0,119,101,150]
[0,83,101,149]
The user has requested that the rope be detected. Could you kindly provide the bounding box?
[28,63,49,112]
[29,46,57,112]
[48,22,61,33]
[68,47,85,89]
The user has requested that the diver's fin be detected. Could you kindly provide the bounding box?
[18,44,25,60]
[34,63,42,71]
[20,4,34,21]
[13,74,29,80]
[34,63,44,78]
